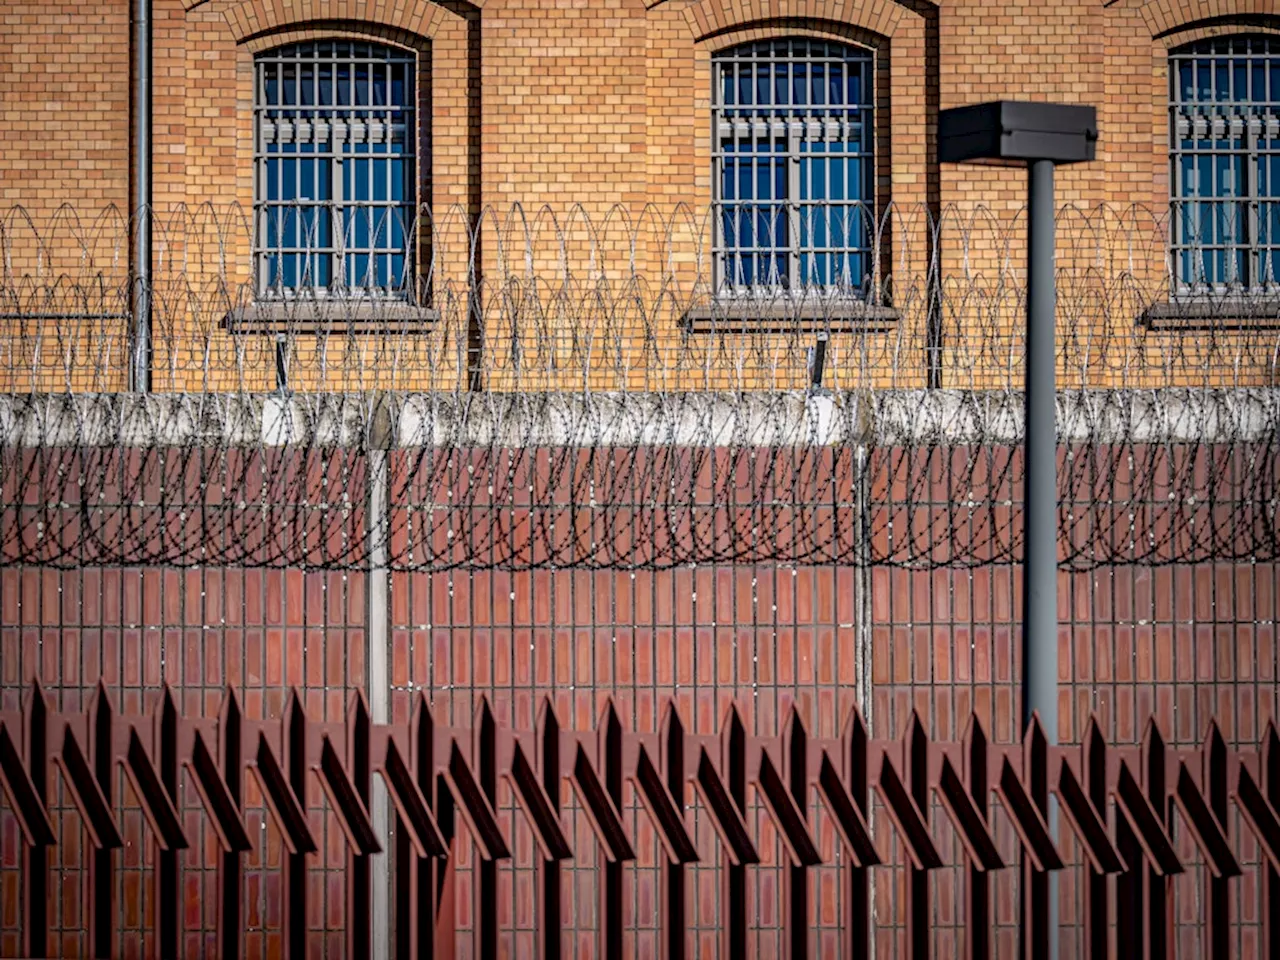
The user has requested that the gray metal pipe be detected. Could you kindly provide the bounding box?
[129,0,152,393]
[1023,161,1057,736]
[1024,156,1059,960]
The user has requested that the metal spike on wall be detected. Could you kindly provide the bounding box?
[1,680,1278,958]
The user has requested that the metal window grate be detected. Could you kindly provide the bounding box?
[711,38,875,295]
[1170,35,1280,292]
[254,40,416,298]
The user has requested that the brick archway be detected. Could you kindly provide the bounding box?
[1141,0,1280,44]
[680,0,909,41]
[184,0,476,45]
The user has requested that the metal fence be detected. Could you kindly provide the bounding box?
[1,682,1277,960]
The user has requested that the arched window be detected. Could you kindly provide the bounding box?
[255,40,416,297]
[712,38,875,294]
[1170,35,1280,290]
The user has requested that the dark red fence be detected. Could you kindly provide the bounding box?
[1,681,1278,960]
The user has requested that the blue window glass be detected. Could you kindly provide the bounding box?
[713,38,875,294]
[1170,35,1280,290]
[255,41,416,297]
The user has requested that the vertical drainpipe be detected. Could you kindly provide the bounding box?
[129,0,152,392]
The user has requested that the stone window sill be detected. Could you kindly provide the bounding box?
[223,300,440,334]
[681,299,901,334]
[1139,298,1280,330]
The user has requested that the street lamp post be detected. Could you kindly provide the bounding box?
[939,100,1098,960]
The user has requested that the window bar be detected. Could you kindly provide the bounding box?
[832,74,839,289]
[334,73,345,294]
[712,64,723,294]
[741,58,754,290]
[384,63,389,291]
[285,59,297,290]
[311,52,320,289]
[1249,120,1260,288]
[1172,119,1186,289]
[789,129,801,291]
[256,62,267,297]
[368,57,376,290]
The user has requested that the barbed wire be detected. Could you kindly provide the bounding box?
[1,203,1277,571]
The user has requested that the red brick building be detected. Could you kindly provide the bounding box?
[2,0,1280,957]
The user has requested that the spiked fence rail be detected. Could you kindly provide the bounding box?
[0,682,1277,960]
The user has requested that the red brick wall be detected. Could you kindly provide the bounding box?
[3,561,1275,956]
[2,443,1276,956]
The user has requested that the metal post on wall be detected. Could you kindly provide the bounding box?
[939,100,1097,960]
[1022,153,1060,960]
[129,0,152,392]
[367,395,395,960]
[1023,157,1057,737]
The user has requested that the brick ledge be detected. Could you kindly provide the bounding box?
[681,300,901,334]
[223,300,440,334]
[1139,299,1280,331]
